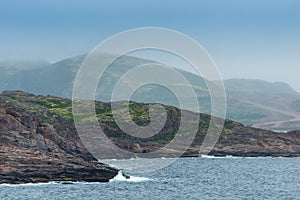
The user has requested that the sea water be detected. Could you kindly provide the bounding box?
[0,157,299,200]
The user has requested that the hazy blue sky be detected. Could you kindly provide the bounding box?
[1,0,299,90]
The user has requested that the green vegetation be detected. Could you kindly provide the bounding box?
[35,98,73,120]
[0,88,295,148]
[1,90,285,149]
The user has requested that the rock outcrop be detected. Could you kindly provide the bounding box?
[0,91,118,184]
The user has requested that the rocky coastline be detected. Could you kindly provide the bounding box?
[1,91,300,184]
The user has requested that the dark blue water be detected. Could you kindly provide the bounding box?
[1,157,299,200]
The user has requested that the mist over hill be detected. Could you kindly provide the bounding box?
[0,55,299,130]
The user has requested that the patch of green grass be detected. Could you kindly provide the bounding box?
[35,98,73,120]
[95,104,111,115]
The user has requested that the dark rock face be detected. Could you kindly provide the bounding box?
[209,127,300,157]
[0,92,118,184]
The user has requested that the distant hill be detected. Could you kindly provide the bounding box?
[224,79,296,95]
[0,60,50,71]
[0,55,300,130]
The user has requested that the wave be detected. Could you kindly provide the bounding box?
[200,155,292,159]
[200,155,237,159]
[110,171,152,183]
[0,182,59,187]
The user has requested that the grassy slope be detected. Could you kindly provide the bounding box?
[0,91,237,145]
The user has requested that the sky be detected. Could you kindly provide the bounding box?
[0,0,299,91]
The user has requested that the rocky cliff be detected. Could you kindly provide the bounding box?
[1,91,300,183]
[0,91,118,184]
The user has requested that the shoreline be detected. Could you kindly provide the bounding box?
[2,156,300,185]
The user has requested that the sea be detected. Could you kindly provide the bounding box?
[1,157,299,200]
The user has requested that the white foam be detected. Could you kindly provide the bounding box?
[201,155,239,159]
[110,171,152,183]
[0,182,58,187]
[201,155,217,158]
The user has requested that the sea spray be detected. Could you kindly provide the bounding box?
[110,171,152,183]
